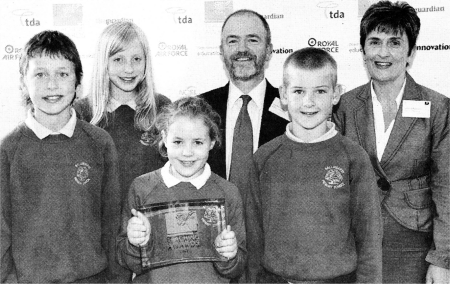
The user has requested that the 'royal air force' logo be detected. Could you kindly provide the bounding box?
[322,166,345,189]
[74,162,91,185]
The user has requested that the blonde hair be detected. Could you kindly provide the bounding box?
[90,22,156,131]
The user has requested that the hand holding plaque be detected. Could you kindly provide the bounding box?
[127,209,151,247]
[215,225,237,260]
[138,198,227,269]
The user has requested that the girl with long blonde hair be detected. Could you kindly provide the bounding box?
[75,25,170,266]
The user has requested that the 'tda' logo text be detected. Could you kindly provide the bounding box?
[329,10,344,18]
[12,9,41,26]
[178,16,192,24]
[24,18,40,26]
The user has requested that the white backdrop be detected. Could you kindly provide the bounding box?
[1,0,449,139]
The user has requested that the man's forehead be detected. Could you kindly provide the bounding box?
[222,14,266,37]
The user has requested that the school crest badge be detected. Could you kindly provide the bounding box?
[140,131,151,146]
[322,166,344,189]
[74,162,91,185]
[202,205,221,226]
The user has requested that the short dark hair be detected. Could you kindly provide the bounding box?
[360,1,420,55]
[221,9,271,46]
[153,96,222,157]
[19,30,83,85]
[283,47,338,87]
[19,30,83,106]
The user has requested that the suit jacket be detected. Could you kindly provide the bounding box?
[200,80,289,179]
[333,73,450,269]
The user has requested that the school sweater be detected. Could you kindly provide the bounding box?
[0,120,121,282]
[75,95,170,206]
[246,133,382,283]
[116,170,247,283]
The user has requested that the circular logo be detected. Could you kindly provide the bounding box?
[202,206,220,226]
[74,162,91,185]
[5,45,14,53]
[308,38,317,46]
[158,42,166,50]
[325,168,343,185]
[140,132,151,146]
[12,9,33,17]
[166,7,186,15]
[316,1,339,9]
[322,166,345,189]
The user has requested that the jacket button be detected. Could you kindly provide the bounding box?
[377,178,390,191]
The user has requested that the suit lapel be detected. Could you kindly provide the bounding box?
[213,84,230,131]
[259,80,288,146]
[201,83,229,178]
[380,74,421,166]
[214,83,229,157]
[353,83,387,178]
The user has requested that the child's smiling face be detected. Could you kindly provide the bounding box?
[22,54,79,123]
[108,39,146,96]
[280,64,340,141]
[163,116,215,182]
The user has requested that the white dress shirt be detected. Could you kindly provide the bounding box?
[161,161,211,189]
[370,79,405,161]
[225,79,266,179]
[25,108,77,139]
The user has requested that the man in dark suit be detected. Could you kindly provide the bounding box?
[200,9,288,201]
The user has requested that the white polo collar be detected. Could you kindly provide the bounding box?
[285,121,337,143]
[25,108,77,139]
[160,161,211,189]
[107,97,137,112]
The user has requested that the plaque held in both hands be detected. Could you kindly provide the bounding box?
[138,198,227,269]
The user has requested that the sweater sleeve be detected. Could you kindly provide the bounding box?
[116,179,147,275]
[349,146,383,283]
[244,159,264,283]
[0,139,16,282]
[213,181,247,279]
[100,135,130,283]
[425,97,450,269]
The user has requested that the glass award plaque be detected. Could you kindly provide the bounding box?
[138,198,227,269]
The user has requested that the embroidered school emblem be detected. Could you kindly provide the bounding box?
[322,166,345,189]
[140,131,151,146]
[202,206,220,226]
[74,162,91,185]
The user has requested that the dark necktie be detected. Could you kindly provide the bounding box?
[229,95,253,201]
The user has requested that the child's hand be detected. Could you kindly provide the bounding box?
[214,225,237,260]
[127,209,151,247]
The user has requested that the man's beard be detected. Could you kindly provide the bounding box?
[226,51,266,82]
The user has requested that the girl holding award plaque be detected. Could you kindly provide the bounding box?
[116,97,246,283]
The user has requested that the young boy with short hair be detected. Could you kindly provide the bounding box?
[0,30,121,282]
[246,47,382,283]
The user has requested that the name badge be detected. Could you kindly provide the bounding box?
[269,97,290,121]
[402,100,430,118]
